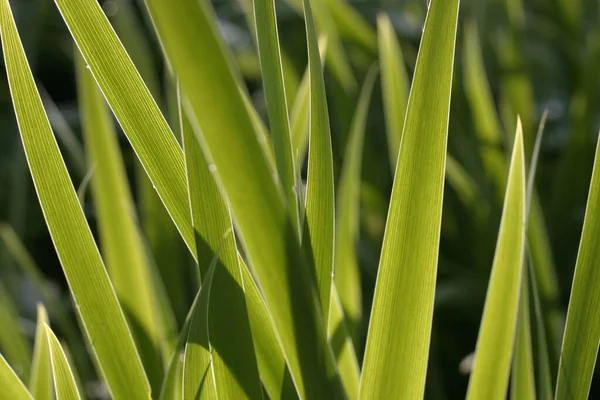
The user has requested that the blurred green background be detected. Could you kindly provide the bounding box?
[0,0,598,398]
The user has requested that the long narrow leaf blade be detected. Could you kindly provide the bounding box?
[53,0,194,254]
[0,1,150,397]
[555,134,600,400]
[358,0,460,398]
[466,122,527,400]
[29,305,52,400]
[334,65,378,342]
[511,270,536,400]
[183,264,217,400]
[45,326,81,400]
[253,0,300,234]
[143,0,341,397]
[181,96,262,400]
[302,0,335,323]
[0,354,32,400]
[76,53,164,391]
[377,14,409,171]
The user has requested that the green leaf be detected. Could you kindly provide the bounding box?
[528,255,554,400]
[143,0,341,397]
[54,0,194,255]
[183,263,217,400]
[325,0,377,53]
[334,65,378,342]
[555,134,600,400]
[466,122,527,400]
[302,0,335,323]
[181,94,261,400]
[0,0,150,397]
[463,20,507,200]
[377,13,409,171]
[0,353,32,400]
[29,305,52,400]
[45,326,81,400]
[76,52,164,392]
[253,0,300,234]
[0,282,31,380]
[328,286,359,400]
[511,270,536,400]
[290,37,327,171]
[358,0,460,398]
[239,258,299,400]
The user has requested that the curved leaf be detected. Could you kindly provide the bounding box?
[46,326,81,400]
[0,354,31,400]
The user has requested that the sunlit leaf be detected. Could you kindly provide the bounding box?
[359,1,460,398]
[29,305,52,400]
[45,326,81,400]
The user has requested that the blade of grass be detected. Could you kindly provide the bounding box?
[325,0,377,53]
[511,269,536,400]
[302,0,336,323]
[555,134,600,400]
[0,1,150,397]
[29,305,52,400]
[0,282,31,380]
[334,65,378,343]
[290,37,327,171]
[45,325,81,400]
[377,13,409,172]
[328,285,359,400]
[182,263,217,400]
[466,122,527,400]
[181,93,262,399]
[358,0,460,398]
[528,250,554,400]
[253,0,300,235]
[143,0,342,396]
[53,0,195,255]
[0,353,32,400]
[238,257,299,400]
[76,54,164,391]
[463,20,507,200]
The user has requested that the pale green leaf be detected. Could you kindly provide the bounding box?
[466,122,527,400]
[328,286,359,400]
[511,270,536,400]
[334,65,378,342]
[555,134,600,400]
[183,263,217,400]
[29,305,52,400]
[302,0,335,323]
[253,0,300,234]
[377,13,409,171]
[0,353,32,400]
[54,0,194,256]
[0,1,150,397]
[239,258,299,400]
[463,20,506,200]
[76,53,164,391]
[358,0,460,398]
[290,37,327,171]
[181,94,261,400]
[45,326,81,400]
[143,0,341,396]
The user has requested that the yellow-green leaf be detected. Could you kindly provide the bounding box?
[0,0,150,397]
[358,0,460,398]
[143,0,341,396]
[466,122,527,400]
[29,305,52,400]
[45,326,81,400]
[555,134,600,400]
[0,353,32,400]
[334,65,378,343]
[181,95,261,400]
[76,53,164,391]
